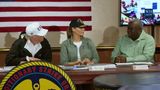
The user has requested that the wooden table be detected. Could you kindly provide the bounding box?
[118,84,160,90]
[1,65,160,83]
[94,72,160,90]
[1,64,160,90]
[65,64,160,85]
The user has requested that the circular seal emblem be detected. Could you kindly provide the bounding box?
[0,61,75,90]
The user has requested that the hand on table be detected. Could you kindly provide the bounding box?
[28,57,41,61]
[81,58,94,65]
[115,55,126,63]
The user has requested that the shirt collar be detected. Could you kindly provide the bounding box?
[69,37,84,44]
[24,39,42,56]
[136,30,146,41]
[126,30,146,42]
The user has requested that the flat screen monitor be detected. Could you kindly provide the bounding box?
[120,0,160,26]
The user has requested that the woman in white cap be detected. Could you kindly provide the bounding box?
[60,18,99,66]
[5,22,52,66]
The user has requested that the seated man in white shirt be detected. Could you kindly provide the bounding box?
[5,22,52,66]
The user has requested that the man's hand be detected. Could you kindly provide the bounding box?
[115,55,126,63]
[28,57,41,61]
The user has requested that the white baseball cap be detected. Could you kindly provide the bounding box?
[26,22,48,36]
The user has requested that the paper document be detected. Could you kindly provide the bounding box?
[59,64,116,71]
[116,63,133,66]
[73,65,89,70]
[116,62,153,66]
[59,65,89,70]
[133,62,153,65]
[58,65,74,70]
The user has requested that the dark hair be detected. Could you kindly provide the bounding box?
[67,18,86,39]
[67,27,73,39]
[19,31,26,39]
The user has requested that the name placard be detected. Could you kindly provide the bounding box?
[133,65,149,70]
